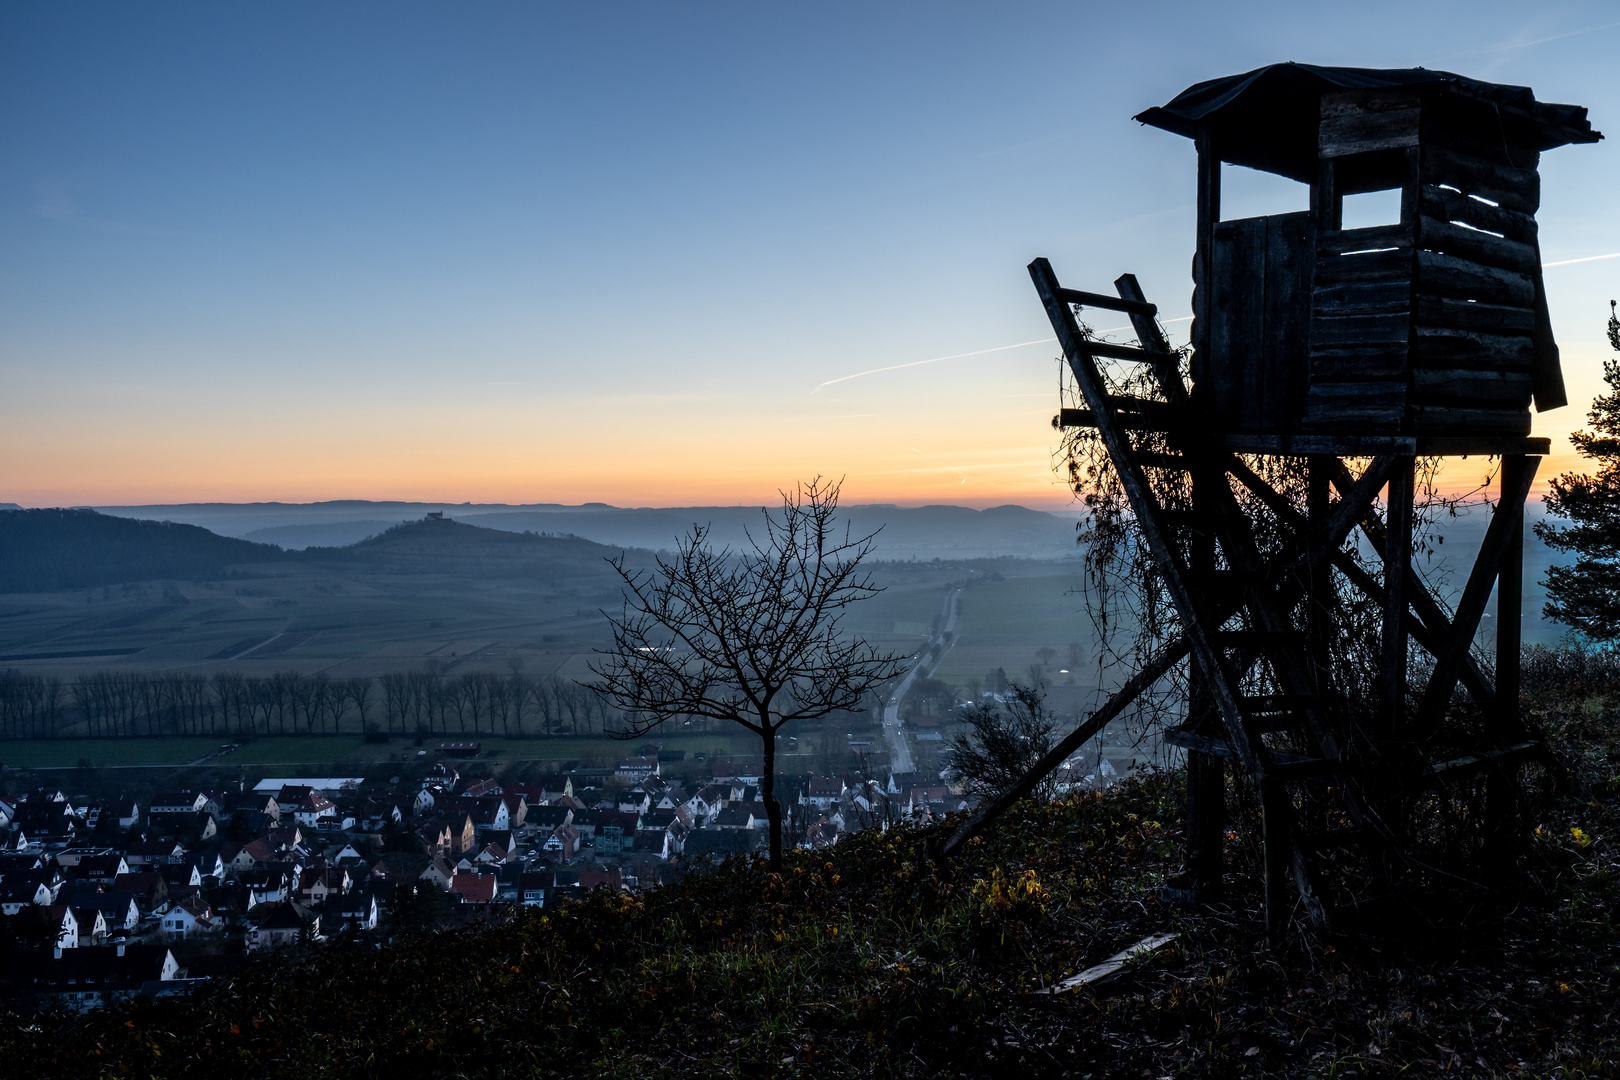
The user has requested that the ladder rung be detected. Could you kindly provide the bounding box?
[1135,452,1189,471]
[1162,728,1237,759]
[1268,755,1341,780]
[1082,340,1156,363]
[1239,693,1318,716]
[1297,825,1372,852]
[1053,408,1169,432]
[1427,740,1541,778]
[1106,396,1177,421]
[1213,630,1293,650]
[1055,287,1158,318]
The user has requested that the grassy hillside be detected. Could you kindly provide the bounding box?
[4,664,1615,1078]
[0,509,287,593]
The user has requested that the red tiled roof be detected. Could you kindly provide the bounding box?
[448,873,496,903]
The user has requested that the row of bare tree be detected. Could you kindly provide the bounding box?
[0,668,627,740]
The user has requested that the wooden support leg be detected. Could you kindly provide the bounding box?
[1307,457,1335,693]
[1485,455,1530,881]
[1495,456,1527,730]
[1182,478,1222,901]
[1186,749,1225,900]
[1261,778,1292,943]
[1381,457,1415,743]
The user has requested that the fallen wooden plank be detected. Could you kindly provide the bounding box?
[1036,933,1179,994]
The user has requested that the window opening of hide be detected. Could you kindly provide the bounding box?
[1218,163,1309,221]
[1340,187,1402,230]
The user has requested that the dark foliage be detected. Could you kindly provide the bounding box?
[944,681,1058,802]
[0,509,285,592]
[1535,301,1620,639]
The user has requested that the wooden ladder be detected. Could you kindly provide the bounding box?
[1030,257,1399,936]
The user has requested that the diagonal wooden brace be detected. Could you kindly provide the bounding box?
[932,639,1187,862]
[1230,458,1498,709]
[1413,457,1539,728]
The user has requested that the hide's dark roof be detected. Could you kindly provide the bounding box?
[1135,63,1600,181]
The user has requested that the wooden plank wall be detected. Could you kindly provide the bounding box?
[1205,212,1314,432]
[1306,234,1413,430]
[1409,134,1540,435]
[1303,90,1543,436]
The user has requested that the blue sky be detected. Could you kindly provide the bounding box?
[2,2,1616,506]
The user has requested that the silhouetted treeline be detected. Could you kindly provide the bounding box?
[0,508,287,592]
[0,668,627,739]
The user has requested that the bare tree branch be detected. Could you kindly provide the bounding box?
[587,477,903,869]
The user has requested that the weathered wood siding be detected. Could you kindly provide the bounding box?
[1294,92,1550,436]
[1203,211,1314,432]
[1408,124,1542,434]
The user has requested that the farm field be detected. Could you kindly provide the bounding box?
[0,732,750,771]
[0,737,225,769]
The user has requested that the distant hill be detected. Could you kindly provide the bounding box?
[0,509,286,593]
[92,499,596,540]
[242,520,403,549]
[456,503,1079,560]
[303,515,644,580]
[93,500,1083,560]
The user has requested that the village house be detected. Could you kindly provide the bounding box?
[0,881,55,914]
[249,901,318,951]
[10,944,179,1014]
[297,866,350,905]
[448,871,496,904]
[322,890,379,933]
[419,856,456,892]
[161,897,215,938]
[35,906,78,949]
[111,871,168,913]
[73,907,108,946]
[70,853,129,886]
[275,786,314,815]
[148,792,208,817]
[103,799,142,831]
[63,891,140,933]
[540,822,580,863]
[803,777,847,811]
[123,838,186,869]
[293,792,336,828]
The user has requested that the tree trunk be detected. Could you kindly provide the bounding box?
[761,724,783,871]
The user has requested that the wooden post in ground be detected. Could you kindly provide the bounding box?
[1183,480,1224,900]
[1260,778,1292,942]
[1306,458,1335,691]
[1485,455,1530,877]
[1381,457,1415,745]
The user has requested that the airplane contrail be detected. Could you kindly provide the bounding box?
[812,317,1194,393]
[1543,251,1620,268]
[813,339,1053,392]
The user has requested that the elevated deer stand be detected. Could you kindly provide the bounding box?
[938,64,1601,938]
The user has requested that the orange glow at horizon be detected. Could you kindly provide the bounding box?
[5,330,1606,513]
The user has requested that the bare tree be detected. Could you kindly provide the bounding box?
[346,677,374,734]
[588,477,903,870]
[944,681,1059,803]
